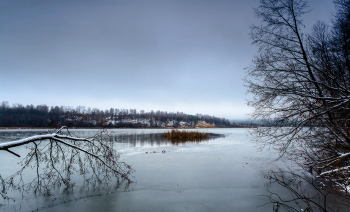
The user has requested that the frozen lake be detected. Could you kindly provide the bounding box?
[0,128,293,212]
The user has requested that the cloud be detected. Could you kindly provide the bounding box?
[0,0,334,119]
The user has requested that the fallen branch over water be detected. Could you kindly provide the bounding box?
[0,126,133,203]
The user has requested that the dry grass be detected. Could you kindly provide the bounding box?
[163,129,209,143]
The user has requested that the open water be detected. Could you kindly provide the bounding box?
[0,128,298,212]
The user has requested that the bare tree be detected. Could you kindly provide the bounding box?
[246,0,350,210]
[0,127,133,204]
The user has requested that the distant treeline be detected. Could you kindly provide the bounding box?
[0,101,236,128]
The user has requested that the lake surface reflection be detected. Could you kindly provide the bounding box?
[0,128,290,212]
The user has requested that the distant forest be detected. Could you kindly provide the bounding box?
[0,101,238,128]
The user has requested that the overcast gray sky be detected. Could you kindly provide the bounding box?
[0,0,334,119]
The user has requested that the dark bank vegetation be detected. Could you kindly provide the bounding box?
[246,0,350,211]
[0,101,233,128]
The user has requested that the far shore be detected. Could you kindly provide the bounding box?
[0,126,245,130]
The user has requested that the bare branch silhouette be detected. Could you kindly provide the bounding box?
[0,127,134,205]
